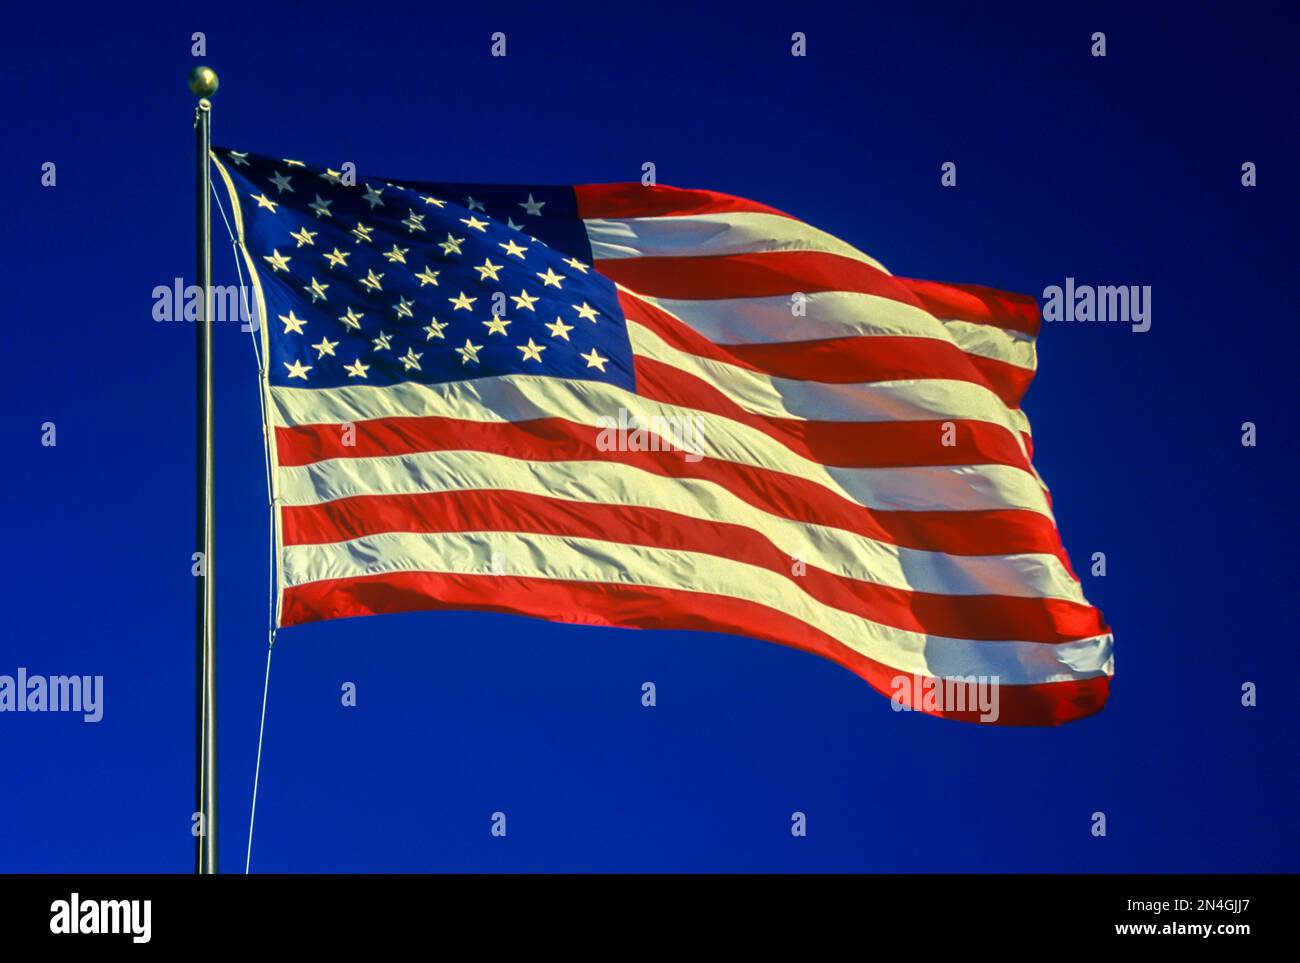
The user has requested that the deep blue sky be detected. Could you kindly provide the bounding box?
[1,2,1296,872]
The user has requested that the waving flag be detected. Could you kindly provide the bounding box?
[215,149,1112,725]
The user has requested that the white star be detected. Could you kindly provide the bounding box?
[455,338,483,364]
[360,269,384,292]
[282,158,305,168]
[421,194,447,207]
[402,211,427,233]
[517,337,546,362]
[362,184,386,209]
[449,291,477,311]
[511,289,540,312]
[383,245,409,264]
[519,193,546,216]
[440,234,465,256]
[311,337,339,358]
[344,358,370,379]
[482,315,511,336]
[536,267,564,288]
[545,317,574,340]
[460,215,490,233]
[338,307,365,330]
[393,295,415,319]
[227,150,251,167]
[572,301,599,322]
[563,257,590,274]
[464,196,486,212]
[424,317,448,340]
[499,239,528,259]
[309,194,334,218]
[305,277,329,302]
[262,249,291,272]
[580,348,609,371]
[400,347,423,371]
[279,311,307,334]
[290,227,317,247]
[320,168,344,184]
[415,266,440,287]
[475,258,504,282]
[324,248,350,269]
[351,222,375,244]
[269,171,294,194]
[371,331,393,352]
[506,217,525,232]
[283,359,312,379]
[251,192,278,212]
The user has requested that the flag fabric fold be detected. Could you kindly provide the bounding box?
[215,148,1112,725]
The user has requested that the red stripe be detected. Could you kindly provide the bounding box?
[577,193,1040,336]
[897,278,1041,337]
[280,571,1109,726]
[282,489,1106,644]
[720,338,1033,408]
[619,290,1036,408]
[596,250,925,306]
[633,355,1034,473]
[274,417,1074,564]
[575,182,792,220]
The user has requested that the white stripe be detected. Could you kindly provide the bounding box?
[277,448,1086,603]
[1009,408,1032,438]
[637,291,1036,370]
[270,380,1055,518]
[942,319,1037,370]
[585,213,890,274]
[281,530,1112,684]
[630,319,1028,442]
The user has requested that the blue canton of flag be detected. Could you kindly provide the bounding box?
[216,149,635,392]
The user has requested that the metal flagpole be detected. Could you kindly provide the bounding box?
[190,64,219,875]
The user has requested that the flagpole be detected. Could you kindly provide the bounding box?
[190,64,219,875]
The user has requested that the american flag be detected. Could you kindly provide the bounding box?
[215,148,1112,725]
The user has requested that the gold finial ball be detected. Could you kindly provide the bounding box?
[188,65,219,98]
